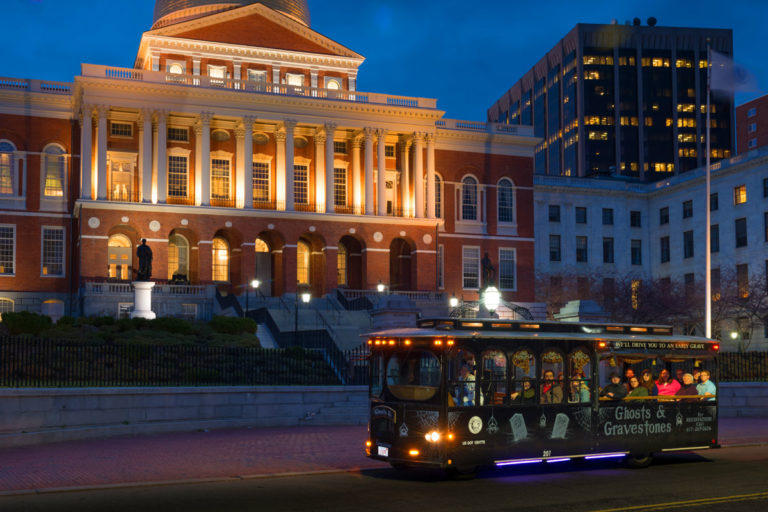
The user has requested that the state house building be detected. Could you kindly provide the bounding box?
[0,0,536,321]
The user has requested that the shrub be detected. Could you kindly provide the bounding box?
[56,316,76,326]
[209,315,257,335]
[1,311,53,335]
[148,317,193,335]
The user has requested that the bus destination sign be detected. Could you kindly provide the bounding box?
[611,340,707,351]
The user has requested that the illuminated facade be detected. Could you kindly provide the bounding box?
[488,22,734,181]
[0,2,537,320]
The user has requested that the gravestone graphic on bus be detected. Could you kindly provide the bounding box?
[509,413,527,442]
[552,413,569,439]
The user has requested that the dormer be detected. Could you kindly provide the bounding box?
[134,2,365,92]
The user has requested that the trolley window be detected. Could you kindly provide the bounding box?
[567,348,592,403]
[480,349,508,406]
[510,348,536,404]
[448,348,477,407]
[386,350,441,401]
[540,349,565,404]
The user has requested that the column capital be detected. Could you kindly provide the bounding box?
[425,132,436,144]
[412,132,425,143]
[275,129,287,143]
[315,130,327,144]
[242,115,257,127]
[375,128,387,140]
[324,121,337,134]
[363,127,375,140]
[199,112,213,125]
[234,127,247,139]
[79,104,95,121]
[153,110,169,123]
[95,105,110,118]
[193,124,203,137]
[351,136,363,149]
[283,119,297,131]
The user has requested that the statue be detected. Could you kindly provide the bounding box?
[136,239,153,281]
[481,252,496,288]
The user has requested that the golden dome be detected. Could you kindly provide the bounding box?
[152,0,310,29]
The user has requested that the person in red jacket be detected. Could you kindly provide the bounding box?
[656,368,681,396]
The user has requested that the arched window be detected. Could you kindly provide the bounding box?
[0,141,16,195]
[168,234,189,280]
[254,238,269,253]
[540,349,565,404]
[480,349,508,405]
[42,144,65,198]
[461,176,478,220]
[567,348,593,404]
[337,242,347,286]
[297,240,310,285]
[0,298,13,321]
[107,234,132,281]
[498,178,515,223]
[212,237,229,282]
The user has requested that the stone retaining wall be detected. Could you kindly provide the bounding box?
[718,382,768,417]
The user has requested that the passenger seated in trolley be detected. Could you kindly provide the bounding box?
[510,377,536,403]
[456,364,476,406]
[568,377,590,403]
[627,376,649,398]
[697,370,717,400]
[677,373,698,401]
[541,370,563,404]
[599,372,628,400]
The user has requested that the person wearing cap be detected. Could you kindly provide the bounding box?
[599,372,627,400]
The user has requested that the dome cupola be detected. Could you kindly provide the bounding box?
[152,0,311,29]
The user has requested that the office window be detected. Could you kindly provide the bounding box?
[630,210,641,227]
[735,218,748,247]
[711,224,720,253]
[333,141,347,154]
[734,185,747,205]
[498,178,515,223]
[211,159,231,199]
[110,122,132,137]
[750,139,759,149]
[0,141,15,195]
[737,263,749,298]
[683,200,693,219]
[333,167,346,207]
[549,235,561,262]
[252,161,270,203]
[660,236,670,263]
[602,237,614,264]
[710,193,719,212]
[684,273,695,299]
[549,204,561,222]
[498,248,516,290]
[747,107,757,117]
[683,230,694,259]
[41,227,64,277]
[602,208,613,225]
[631,239,642,265]
[712,267,721,301]
[0,225,14,275]
[575,206,587,224]
[294,164,309,205]
[576,236,588,263]
[385,145,395,158]
[168,156,188,198]
[659,207,669,225]
[462,247,480,289]
[42,145,66,197]
[461,176,478,220]
[167,127,189,142]
[748,122,757,133]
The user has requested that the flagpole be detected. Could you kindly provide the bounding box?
[705,39,712,339]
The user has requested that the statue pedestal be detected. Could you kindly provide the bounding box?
[131,281,156,319]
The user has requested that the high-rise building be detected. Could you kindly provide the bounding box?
[736,94,768,153]
[0,1,538,321]
[488,21,734,182]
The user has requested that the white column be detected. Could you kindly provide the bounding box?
[376,129,387,216]
[235,125,246,209]
[363,128,374,216]
[324,123,336,213]
[284,120,296,211]
[156,111,167,203]
[352,136,362,213]
[426,133,436,219]
[243,116,254,209]
[96,105,108,200]
[79,106,93,200]
[399,140,410,217]
[413,132,424,219]
[275,129,287,210]
[194,124,203,206]
[200,112,212,206]
[151,118,158,204]
[140,110,152,203]
[314,130,326,213]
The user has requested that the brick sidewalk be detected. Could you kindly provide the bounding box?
[0,418,766,494]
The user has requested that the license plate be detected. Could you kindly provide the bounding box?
[377,446,389,457]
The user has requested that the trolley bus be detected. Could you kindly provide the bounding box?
[365,318,719,473]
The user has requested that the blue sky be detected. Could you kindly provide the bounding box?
[2,0,766,120]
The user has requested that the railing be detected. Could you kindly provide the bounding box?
[82,64,438,109]
[83,281,212,298]
[719,352,768,382]
[166,196,195,206]
[0,335,368,387]
[338,289,445,302]
[0,76,72,95]
[436,118,534,136]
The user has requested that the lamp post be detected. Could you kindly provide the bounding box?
[483,286,501,318]
[449,294,459,309]
[377,280,386,293]
[244,279,260,317]
[295,285,311,344]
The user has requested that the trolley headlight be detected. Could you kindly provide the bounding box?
[425,431,441,443]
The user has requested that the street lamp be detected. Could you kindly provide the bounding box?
[449,294,459,309]
[244,279,260,317]
[483,286,501,317]
[377,281,386,293]
[295,286,311,344]
[730,331,738,340]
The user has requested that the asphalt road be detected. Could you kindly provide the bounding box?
[3,445,768,512]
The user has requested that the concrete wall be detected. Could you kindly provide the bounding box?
[718,382,768,418]
[0,386,368,448]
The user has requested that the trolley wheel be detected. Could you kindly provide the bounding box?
[625,452,654,468]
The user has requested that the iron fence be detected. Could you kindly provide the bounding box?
[718,352,768,382]
[0,336,369,387]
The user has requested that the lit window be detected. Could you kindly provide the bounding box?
[41,227,64,277]
[168,155,188,198]
[212,237,229,282]
[734,185,747,205]
[498,178,515,223]
[168,234,189,280]
[461,176,478,221]
[337,242,347,286]
[324,77,341,90]
[297,240,310,285]
[0,141,15,195]
[107,234,132,281]
[333,167,347,207]
[167,63,184,75]
[294,164,308,205]
[43,144,65,198]
[208,65,226,79]
[211,159,231,200]
[110,122,132,138]
[499,248,516,290]
[252,161,270,204]
[108,156,134,202]
[248,69,267,82]
[462,247,480,289]
[168,127,189,142]
[286,73,305,87]
[631,280,641,310]
[0,225,14,275]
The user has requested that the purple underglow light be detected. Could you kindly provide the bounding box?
[495,458,543,466]
[584,453,626,460]
[546,457,571,463]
